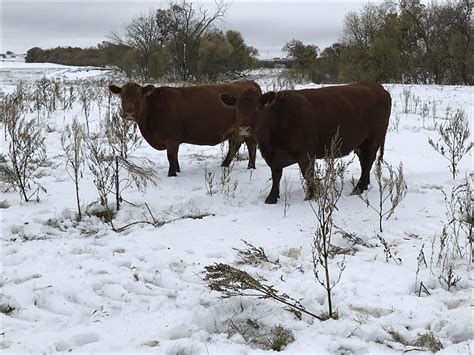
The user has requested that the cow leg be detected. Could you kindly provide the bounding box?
[265,167,283,204]
[244,138,257,169]
[167,143,180,177]
[352,142,377,194]
[222,138,241,167]
[298,157,315,200]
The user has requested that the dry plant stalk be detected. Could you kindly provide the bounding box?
[61,117,85,220]
[85,132,115,208]
[441,177,473,261]
[355,161,407,233]
[428,109,472,179]
[105,108,156,211]
[79,84,94,134]
[305,131,348,319]
[282,175,292,217]
[203,166,216,196]
[233,239,279,266]
[203,263,323,320]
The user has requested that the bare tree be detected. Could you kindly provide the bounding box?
[428,109,472,179]
[111,10,164,81]
[61,118,85,220]
[157,0,229,81]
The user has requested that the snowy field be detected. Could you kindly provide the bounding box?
[1,62,472,353]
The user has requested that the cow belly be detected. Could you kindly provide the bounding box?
[260,146,296,169]
[183,128,232,145]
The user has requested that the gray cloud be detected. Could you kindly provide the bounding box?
[2,1,367,58]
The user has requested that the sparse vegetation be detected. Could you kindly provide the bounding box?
[428,109,472,179]
[104,108,156,211]
[233,239,279,266]
[61,117,85,220]
[203,263,323,320]
[414,331,444,352]
[4,114,47,202]
[354,161,407,233]
[227,319,294,351]
[0,302,16,316]
[305,132,349,319]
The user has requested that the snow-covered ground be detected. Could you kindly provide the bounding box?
[1,62,472,353]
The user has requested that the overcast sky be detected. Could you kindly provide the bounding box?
[2,1,372,58]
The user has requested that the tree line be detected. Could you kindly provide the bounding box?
[286,0,473,85]
[26,0,472,85]
[26,0,258,82]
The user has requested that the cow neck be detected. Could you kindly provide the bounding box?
[135,98,153,140]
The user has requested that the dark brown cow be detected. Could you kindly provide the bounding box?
[220,83,391,204]
[109,80,261,176]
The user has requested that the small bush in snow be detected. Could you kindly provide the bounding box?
[79,84,94,134]
[428,109,472,179]
[228,319,294,351]
[281,175,292,217]
[305,131,349,319]
[220,163,238,197]
[61,117,85,220]
[354,161,407,233]
[435,177,473,271]
[401,87,411,114]
[232,239,279,266]
[105,109,156,211]
[421,102,429,129]
[4,115,47,202]
[0,302,16,316]
[377,234,402,265]
[203,166,215,196]
[414,331,443,352]
[85,131,115,209]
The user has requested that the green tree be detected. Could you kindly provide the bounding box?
[149,45,170,80]
[198,31,233,80]
[25,47,46,63]
[225,30,259,73]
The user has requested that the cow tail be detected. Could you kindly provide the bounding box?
[377,138,385,168]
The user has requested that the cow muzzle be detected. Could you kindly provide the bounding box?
[123,112,135,121]
[238,126,251,137]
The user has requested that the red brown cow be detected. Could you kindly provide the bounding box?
[109,80,260,176]
[219,83,391,204]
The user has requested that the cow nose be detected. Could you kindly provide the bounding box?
[123,112,135,120]
[238,126,251,137]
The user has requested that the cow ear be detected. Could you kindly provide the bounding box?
[142,85,155,96]
[109,85,122,94]
[261,91,276,107]
[219,93,237,107]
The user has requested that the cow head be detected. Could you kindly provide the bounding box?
[219,89,276,137]
[109,83,155,121]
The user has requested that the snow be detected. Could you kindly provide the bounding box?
[1,63,473,353]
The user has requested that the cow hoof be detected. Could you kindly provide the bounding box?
[350,186,363,195]
[247,165,256,170]
[168,172,178,177]
[264,196,278,204]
